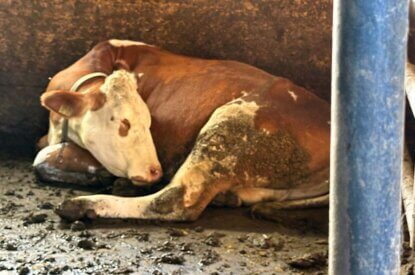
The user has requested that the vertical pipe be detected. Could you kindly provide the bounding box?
[329,1,409,274]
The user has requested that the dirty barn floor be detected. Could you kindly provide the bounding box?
[0,155,412,275]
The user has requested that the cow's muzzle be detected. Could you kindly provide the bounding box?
[130,165,163,185]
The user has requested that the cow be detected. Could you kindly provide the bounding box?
[33,39,330,222]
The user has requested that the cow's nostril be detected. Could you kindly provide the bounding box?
[150,167,159,176]
[130,167,162,184]
[149,166,162,178]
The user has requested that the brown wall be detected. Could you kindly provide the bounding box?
[0,0,333,155]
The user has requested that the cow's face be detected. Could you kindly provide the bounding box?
[41,70,162,184]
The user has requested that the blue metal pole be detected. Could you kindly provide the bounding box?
[329,1,409,274]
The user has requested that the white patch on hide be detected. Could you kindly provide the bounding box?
[88,166,97,173]
[199,98,260,136]
[288,90,298,102]
[109,39,152,47]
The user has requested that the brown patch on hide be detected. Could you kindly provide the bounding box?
[119,119,131,137]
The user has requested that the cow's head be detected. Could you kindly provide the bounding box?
[41,70,162,185]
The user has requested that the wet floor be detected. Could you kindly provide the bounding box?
[0,155,412,274]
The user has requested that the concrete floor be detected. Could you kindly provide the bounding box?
[0,155,412,274]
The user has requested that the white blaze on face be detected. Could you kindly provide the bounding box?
[79,70,162,183]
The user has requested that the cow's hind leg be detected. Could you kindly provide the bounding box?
[248,170,329,226]
[251,195,329,230]
[34,142,115,187]
[232,167,329,205]
[251,193,329,212]
[213,168,329,208]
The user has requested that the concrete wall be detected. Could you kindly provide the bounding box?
[0,0,333,155]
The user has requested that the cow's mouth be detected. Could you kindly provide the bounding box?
[130,175,161,186]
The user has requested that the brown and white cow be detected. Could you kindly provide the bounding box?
[33,39,330,221]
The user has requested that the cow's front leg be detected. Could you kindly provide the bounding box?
[56,155,232,221]
[55,187,194,221]
[34,142,115,187]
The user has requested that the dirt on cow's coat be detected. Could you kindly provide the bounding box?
[0,154,412,274]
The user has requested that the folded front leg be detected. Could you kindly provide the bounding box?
[56,154,232,221]
[33,142,115,187]
[55,186,192,221]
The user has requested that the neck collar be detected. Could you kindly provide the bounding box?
[70,72,108,92]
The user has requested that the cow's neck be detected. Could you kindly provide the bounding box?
[48,115,85,148]
[67,117,85,147]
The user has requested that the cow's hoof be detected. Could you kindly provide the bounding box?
[251,201,285,220]
[55,199,97,221]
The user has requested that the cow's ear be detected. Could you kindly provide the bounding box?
[41,90,88,118]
